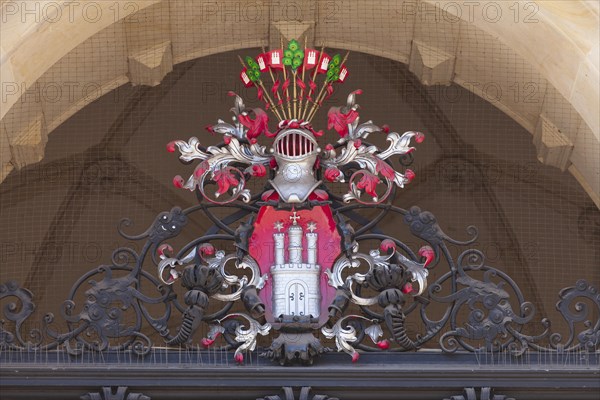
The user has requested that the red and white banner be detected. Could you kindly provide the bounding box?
[317,52,331,74]
[268,49,284,69]
[240,68,253,87]
[303,49,319,70]
[256,53,269,72]
[338,65,349,82]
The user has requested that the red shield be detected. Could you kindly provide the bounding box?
[248,202,340,327]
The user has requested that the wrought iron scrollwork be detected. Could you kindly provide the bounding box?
[443,387,515,400]
[257,387,339,400]
[81,386,150,400]
[0,281,36,349]
[1,197,599,363]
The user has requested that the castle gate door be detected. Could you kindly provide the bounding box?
[287,280,308,316]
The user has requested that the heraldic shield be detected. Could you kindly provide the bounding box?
[248,193,341,328]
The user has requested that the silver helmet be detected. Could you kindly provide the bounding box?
[269,128,321,203]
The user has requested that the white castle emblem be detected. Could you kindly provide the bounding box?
[257,55,266,70]
[270,212,321,319]
[271,51,281,65]
[241,71,250,85]
[339,67,348,81]
[307,50,317,65]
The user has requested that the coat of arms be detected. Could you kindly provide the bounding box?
[161,40,430,365]
[2,41,597,373]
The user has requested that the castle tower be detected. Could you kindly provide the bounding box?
[288,212,303,263]
[273,221,285,265]
[306,221,318,264]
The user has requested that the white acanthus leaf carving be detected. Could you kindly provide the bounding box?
[238,256,268,290]
[212,254,268,302]
[368,249,395,268]
[328,253,373,288]
[229,92,247,136]
[321,131,419,203]
[172,137,207,163]
[391,170,410,188]
[204,138,271,170]
[224,313,271,359]
[322,319,356,353]
[157,257,181,285]
[158,246,217,286]
[334,92,385,142]
[338,120,382,143]
[210,119,242,138]
[321,140,376,169]
[397,253,429,297]
[326,255,360,289]
[176,137,272,202]
[346,279,379,306]
[173,137,271,168]
[237,188,252,203]
[321,315,362,360]
[322,131,419,170]
[342,188,360,204]
[206,92,248,139]
[327,252,379,306]
[376,131,420,160]
[364,323,383,344]
[352,120,380,140]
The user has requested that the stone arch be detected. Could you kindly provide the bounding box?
[1,0,598,204]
